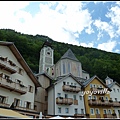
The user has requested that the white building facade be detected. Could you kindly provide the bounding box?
[0,41,41,118]
[105,76,120,118]
[47,74,86,117]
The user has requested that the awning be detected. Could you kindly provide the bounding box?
[0,108,30,118]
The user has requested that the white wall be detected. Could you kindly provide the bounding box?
[0,45,35,108]
[52,76,85,116]
[109,84,120,118]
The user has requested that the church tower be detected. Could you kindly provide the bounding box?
[39,40,54,73]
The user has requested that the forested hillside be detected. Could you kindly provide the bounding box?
[0,29,120,83]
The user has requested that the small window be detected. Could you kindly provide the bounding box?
[93,84,96,88]
[113,88,115,92]
[65,94,68,98]
[115,98,117,101]
[93,96,97,100]
[81,109,84,114]
[105,96,108,101]
[103,109,107,114]
[65,108,69,113]
[28,85,33,93]
[74,83,76,86]
[57,93,61,97]
[88,95,92,100]
[67,82,69,85]
[73,95,76,100]
[71,83,73,86]
[90,108,94,115]
[79,96,82,100]
[58,107,61,113]
[95,108,100,114]
[18,68,24,75]
[117,89,119,92]
[118,110,120,114]
[108,109,111,114]
[75,108,78,114]
[90,84,93,88]
[63,82,66,85]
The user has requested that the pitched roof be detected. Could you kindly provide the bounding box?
[82,75,112,91]
[41,40,52,48]
[108,81,120,88]
[0,41,41,87]
[46,73,83,90]
[61,49,79,61]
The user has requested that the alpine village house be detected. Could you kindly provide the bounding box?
[0,40,120,118]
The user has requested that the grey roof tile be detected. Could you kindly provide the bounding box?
[61,49,79,61]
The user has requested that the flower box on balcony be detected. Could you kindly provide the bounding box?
[97,87,103,90]
[109,100,113,102]
[86,113,89,116]
[112,113,116,116]
[101,99,104,102]
[20,84,25,87]
[58,97,63,99]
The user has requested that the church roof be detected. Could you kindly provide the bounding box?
[61,48,79,61]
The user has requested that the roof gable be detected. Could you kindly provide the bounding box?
[0,41,41,87]
[61,49,79,62]
[108,81,120,88]
[83,75,111,91]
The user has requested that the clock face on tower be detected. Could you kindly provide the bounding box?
[46,48,52,57]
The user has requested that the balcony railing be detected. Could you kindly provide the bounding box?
[90,87,106,95]
[74,114,86,118]
[0,75,27,94]
[96,114,101,118]
[103,114,113,118]
[112,101,120,107]
[56,97,73,105]
[62,85,81,93]
[0,102,10,108]
[14,105,37,112]
[88,99,113,106]
[0,57,17,74]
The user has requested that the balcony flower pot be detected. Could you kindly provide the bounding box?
[20,84,25,87]
[101,99,104,102]
[97,87,103,90]
[86,114,89,116]
[109,100,113,102]
[112,113,116,116]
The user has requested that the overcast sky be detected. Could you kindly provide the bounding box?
[0,1,120,54]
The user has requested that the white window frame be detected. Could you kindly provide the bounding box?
[65,108,69,114]
[103,109,107,114]
[95,108,100,114]
[108,109,112,114]
[90,84,93,88]
[58,107,61,114]
[90,108,94,115]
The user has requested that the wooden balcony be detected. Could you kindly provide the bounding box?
[74,114,86,118]
[0,102,10,108]
[14,106,37,112]
[96,114,101,118]
[112,101,120,107]
[62,85,81,93]
[56,97,73,105]
[103,114,113,118]
[0,75,27,94]
[90,87,106,95]
[0,57,17,74]
[88,99,113,106]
